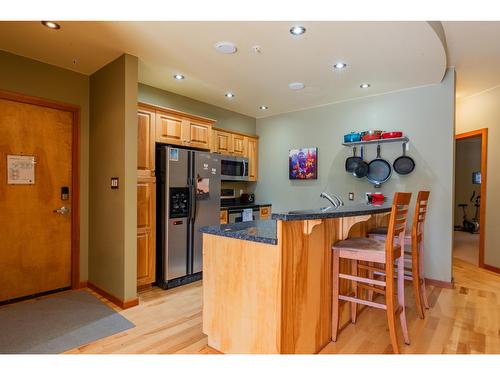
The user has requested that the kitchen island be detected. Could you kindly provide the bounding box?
[200,203,392,354]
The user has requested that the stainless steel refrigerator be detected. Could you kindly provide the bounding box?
[156,146,221,289]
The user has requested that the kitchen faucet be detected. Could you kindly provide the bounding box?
[320,192,344,208]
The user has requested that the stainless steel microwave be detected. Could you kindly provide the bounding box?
[220,155,249,181]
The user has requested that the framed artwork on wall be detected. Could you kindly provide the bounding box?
[289,147,318,180]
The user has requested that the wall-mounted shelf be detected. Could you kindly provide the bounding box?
[342,136,409,147]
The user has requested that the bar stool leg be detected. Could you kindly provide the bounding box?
[351,259,358,323]
[419,241,430,309]
[397,255,410,345]
[385,265,399,354]
[411,242,425,319]
[332,251,340,342]
[367,261,374,302]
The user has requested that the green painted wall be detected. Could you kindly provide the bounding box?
[89,54,138,301]
[138,84,256,135]
[0,49,90,282]
[256,68,456,283]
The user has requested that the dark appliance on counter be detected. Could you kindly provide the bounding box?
[220,155,249,181]
[156,146,221,289]
[240,193,255,204]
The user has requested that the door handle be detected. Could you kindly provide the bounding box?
[53,206,70,215]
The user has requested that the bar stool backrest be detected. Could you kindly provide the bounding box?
[386,192,412,263]
[412,191,430,244]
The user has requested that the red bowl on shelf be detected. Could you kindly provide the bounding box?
[361,133,382,141]
[381,131,403,139]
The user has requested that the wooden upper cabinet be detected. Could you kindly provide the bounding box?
[232,134,246,156]
[214,130,232,154]
[154,108,213,150]
[187,120,212,149]
[155,111,184,146]
[247,137,258,181]
[137,107,156,177]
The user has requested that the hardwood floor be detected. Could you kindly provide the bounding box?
[67,258,500,354]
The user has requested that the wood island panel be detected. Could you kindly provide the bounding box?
[202,214,385,354]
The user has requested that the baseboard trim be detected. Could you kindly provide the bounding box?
[87,281,139,310]
[425,278,454,289]
[76,281,88,289]
[483,264,500,274]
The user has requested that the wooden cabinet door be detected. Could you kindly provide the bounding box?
[247,137,258,181]
[214,130,232,154]
[220,210,228,224]
[156,111,184,146]
[187,120,211,150]
[137,107,155,177]
[137,177,156,287]
[232,134,246,156]
[259,206,271,220]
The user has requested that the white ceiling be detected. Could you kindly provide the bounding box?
[443,21,500,99]
[0,21,447,118]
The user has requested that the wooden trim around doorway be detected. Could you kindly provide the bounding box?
[0,89,81,289]
[455,128,488,270]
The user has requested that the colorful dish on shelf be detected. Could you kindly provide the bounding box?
[360,130,383,141]
[343,132,362,143]
[381,131,403,139]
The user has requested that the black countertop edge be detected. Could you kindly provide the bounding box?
[199,220,278,245]
[271,202,393,221]
[220,202,272,210]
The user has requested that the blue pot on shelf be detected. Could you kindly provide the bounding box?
[344,132,361,143]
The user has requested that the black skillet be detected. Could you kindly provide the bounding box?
[367,144,392,186]
[352,146,369,178]
[345,147,362,173]
[393,142,415,175]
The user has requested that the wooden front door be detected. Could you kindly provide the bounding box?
[0,97,74,302]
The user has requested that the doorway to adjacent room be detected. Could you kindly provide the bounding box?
[454,129,487,267]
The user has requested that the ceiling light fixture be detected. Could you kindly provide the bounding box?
[288,82,305,90]
[173,74,185,80]
[360,83,371,89]
[215,41,237,54]
[289,25,306,36]
[333,62,347,70]
[41,21,60,30]
[259,106,269,110]
[225,92,235,98]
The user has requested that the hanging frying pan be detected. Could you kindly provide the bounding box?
[345,147,363,173]
[367,144,392,186]
[393,142,415,175]
[352,146,369,178]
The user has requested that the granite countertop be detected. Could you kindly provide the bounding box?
[199,220,278,245]
[271,201,393,221]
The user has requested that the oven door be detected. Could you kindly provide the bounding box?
[221,156,249,181]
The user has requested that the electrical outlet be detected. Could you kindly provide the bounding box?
[348,192,354,201]
[111,177,119,189]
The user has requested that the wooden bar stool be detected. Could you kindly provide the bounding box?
[331,192,412,354]
[368,191,430,319]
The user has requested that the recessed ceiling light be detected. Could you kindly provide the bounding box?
[259,106,269,110]
[333,62,347,70]
[290,25,306,36]
[225,92,235,98]
[173,74,185,80]
[215,42,237,54]
[360,83,371,89]
[288,82,305,90]
[41,21,60,30]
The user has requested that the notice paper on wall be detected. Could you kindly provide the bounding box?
[242,208,253,222]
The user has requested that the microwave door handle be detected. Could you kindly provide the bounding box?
[243,160,247,177]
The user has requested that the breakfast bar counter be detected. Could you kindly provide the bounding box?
[200,203,392,354]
